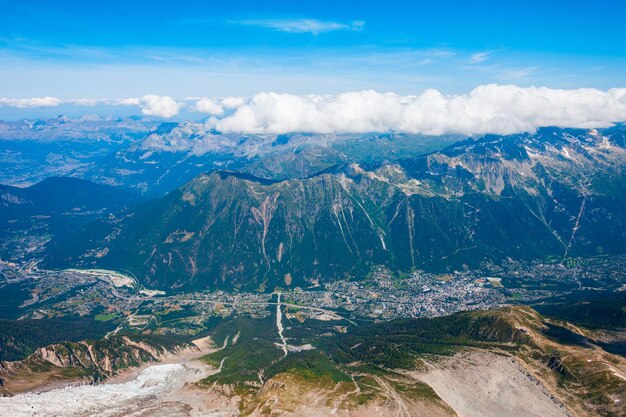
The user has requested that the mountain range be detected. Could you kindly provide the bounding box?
[39,125,626,291]
[1,118,625,416]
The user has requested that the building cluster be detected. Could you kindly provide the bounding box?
[1,255,624,325]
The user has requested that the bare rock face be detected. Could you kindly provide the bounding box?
[416,351,573,417]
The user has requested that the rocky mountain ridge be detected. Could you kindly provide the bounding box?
[0,335,188,396]
[43,126,626,290]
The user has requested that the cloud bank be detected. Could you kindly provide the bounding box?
[207,85,626,135]
[0,95,185,118]
[2,85,626,135]
[0,97,62,108]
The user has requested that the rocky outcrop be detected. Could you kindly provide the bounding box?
[0,335,186,396]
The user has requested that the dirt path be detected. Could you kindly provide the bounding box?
[372,375,413,417]
[276,292,288,356]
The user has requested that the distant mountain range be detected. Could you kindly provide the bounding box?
[38,125,626,291]
[0,116,154,186]
[0,116,462,195]
[72,123,463,196]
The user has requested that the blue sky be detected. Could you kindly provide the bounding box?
[0,0,625,106]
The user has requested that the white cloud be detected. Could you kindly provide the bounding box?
[109,96,183,117]
[497,67,537,81]
[115,98,141,106]
[136,95,183,118]
[209,85,626,135]
[192,96,248,115]
[67,98,99,106]
[220,96,246,109]
[193,98,223,115]
[237,19,365,35]
[469,51,493,64]
[3,85,626,131]
[0,96,62,108]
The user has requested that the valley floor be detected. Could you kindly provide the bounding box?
[1,294,624,417]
